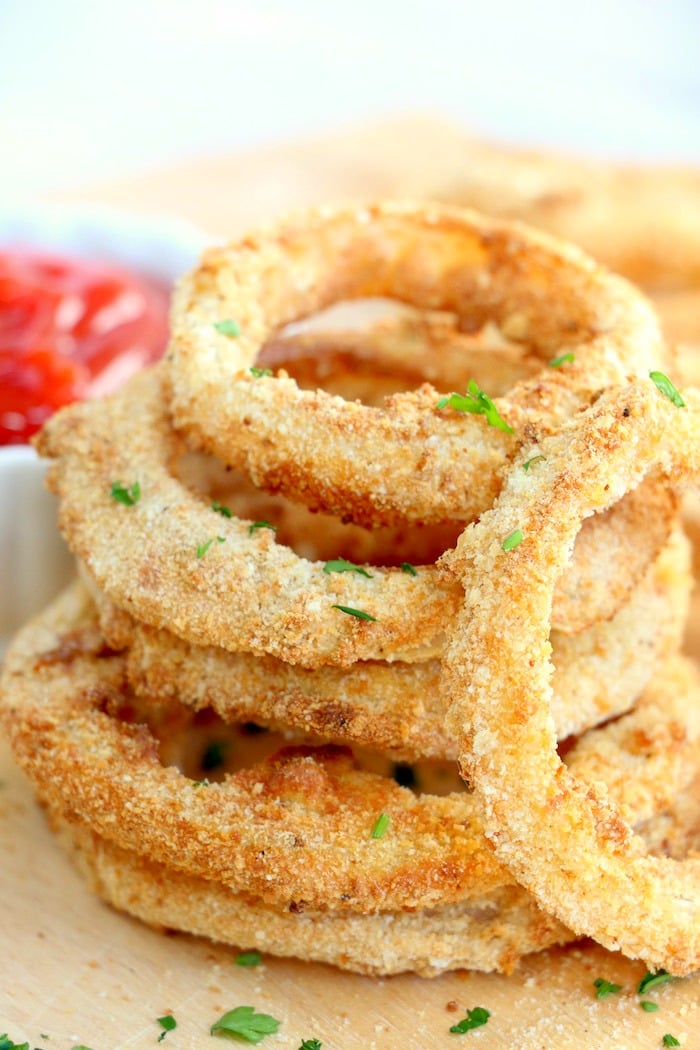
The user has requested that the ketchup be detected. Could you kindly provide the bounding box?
[0,249,171,444]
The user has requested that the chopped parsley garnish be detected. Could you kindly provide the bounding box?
[110,480,141,506]
[214,319,241,338]
[248,520,277,536]
[502,529,523,552]
[549,352,575,368]
[662,1037,681,1048]
[449,1006,491,1034]
[0,1038,30,1050]
[650,370,685,408]
[212,501,233,518]
[192,778,210,787]
[210,1006,281,1044]
[323,557,373,579]
[331,605,377,621]
[157,1015,177,1041]
[236,951,262,967]
[436,380,514,434]
[250,366,273,378]
[522,454,546,472]
[638,969,676,995]
[593,978,623,999]
[400,562,418,576]
[640,1001,659,1012]
[196,536,226,558]
[71,1046,93,1050]
[299,1041,322,1050]
[370,812,390,839]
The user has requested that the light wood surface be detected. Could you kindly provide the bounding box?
[3,117,700,1049]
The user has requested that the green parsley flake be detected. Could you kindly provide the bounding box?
[211,1006,281,1044]
[236,951,262,967]
[549,352,575,368]
[110,480,141,506]
[449,1006,491,1034]
[323,557,373,578]
[248,520,277,536]
[331,604,377,622]
[0,1038,30,1050]
[212,501,233,518]
[71,1046,93,1050]
[436,379,514,433]
[400,562,418,576]
[650,370,685,408]
[299,1041,322,1050]
[196,536,226,558]
[640,1001,659,1012]
[502,529,523,552]
[214,319,241,337]
[522,454,546,472]
[250,366,273,378]
[638,969,676,995]
[371,812,390,839]
[157,1015,177,1041]
[593,978,623,999]
[662,1037,681,1048]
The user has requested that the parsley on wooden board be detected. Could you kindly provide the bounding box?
[211,1006,281,1043]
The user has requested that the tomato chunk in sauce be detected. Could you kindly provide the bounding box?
[0,249,170,444]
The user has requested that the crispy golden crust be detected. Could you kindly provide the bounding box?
[168,201,665,528]
[46,754,700,979]
[86,526,691,760]
[46,756,700,978]
[36,366,679,668]
[2,581,699,922]
[443,379,700,975]
[52,810,571,977]
[424,137,700,291]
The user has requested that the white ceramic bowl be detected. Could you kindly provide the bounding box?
[0,202,209,652]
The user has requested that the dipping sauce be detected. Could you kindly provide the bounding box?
[0,249,170,444]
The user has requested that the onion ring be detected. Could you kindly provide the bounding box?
[442,377,700,974]
[48,762,700,977]
[37,367,679,666]
[168,201,664,528]
[33,663,700,976]
[85,525,691,761]
[2,581,699,920]
[48,810,570,977]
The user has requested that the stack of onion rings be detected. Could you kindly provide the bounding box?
[2,200,699,979]
[3,581,700,975]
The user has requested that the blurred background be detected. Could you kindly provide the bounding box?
[2,0,699,199]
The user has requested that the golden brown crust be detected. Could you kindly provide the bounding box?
[36,366,679,668]
[48,752,700,978]
[53,808,571,977]
[168,201,665,528]
[2,581,698,924]
[87,525,691,760]
[443,379,700,975]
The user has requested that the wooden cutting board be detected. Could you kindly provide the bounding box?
[2,116,700,1049]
